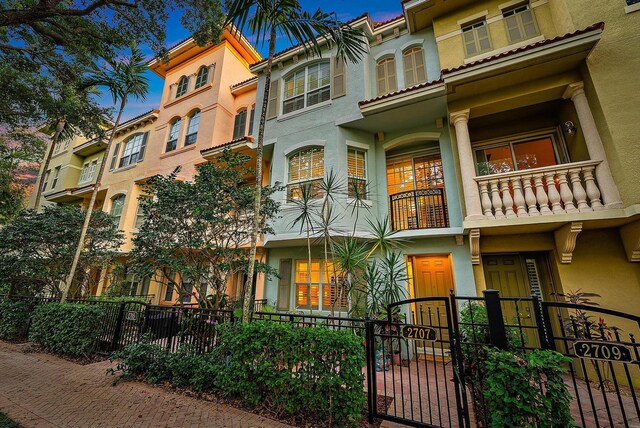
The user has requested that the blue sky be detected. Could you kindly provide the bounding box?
[111,0,403,122]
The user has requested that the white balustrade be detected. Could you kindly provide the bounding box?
[474,161,605,219]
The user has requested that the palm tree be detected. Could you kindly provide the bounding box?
[60,47,149,302]
[224,0,367,322]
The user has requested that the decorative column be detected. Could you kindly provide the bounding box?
[563,82,623,208]
[450,109,484,220]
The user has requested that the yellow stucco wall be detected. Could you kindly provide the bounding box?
[433,0,559,71]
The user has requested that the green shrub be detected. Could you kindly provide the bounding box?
[166,345,206,387]
[109,335,171,383]
[215,322,366,427]
[0,300,35,341]
[484,348,576,428]
[29,303,104,356]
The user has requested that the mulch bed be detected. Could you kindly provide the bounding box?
[19,343,108,365]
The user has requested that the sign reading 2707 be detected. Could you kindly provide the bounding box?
[573,341,633,362]
[401,325,437,341]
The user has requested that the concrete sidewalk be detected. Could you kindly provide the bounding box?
[0,341,293,428]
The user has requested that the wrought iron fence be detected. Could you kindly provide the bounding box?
[389,187,449,231]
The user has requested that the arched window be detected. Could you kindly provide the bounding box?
[403,47,427,87]
[119,133,147,168]
[287,147,324,201]
[283,62,330,114]
[176,76,189,98]
[232,109,247,140]
[166,118,181,152]
[185,110,200,146]
[194,66,209,89]
[110,195,126,227]
[376,57,397,96]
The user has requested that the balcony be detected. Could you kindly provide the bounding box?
[474,160,604,219]
[390,188,449,231]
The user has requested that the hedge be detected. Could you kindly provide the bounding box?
[112,322,366,427]
[29,303,104,356]
[0,300,36,341]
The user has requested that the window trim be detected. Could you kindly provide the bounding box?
[119,133,145,168]
[502,3,540,45]
[472,128,567,176]
[347,147,368,199]
[282,61,331,116]
[51,166,61,189]
[110,194,126,227]
[194,66,209,89]
[402,46,427,87]
[285,146,325,202]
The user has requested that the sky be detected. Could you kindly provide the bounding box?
[110,0,403,122]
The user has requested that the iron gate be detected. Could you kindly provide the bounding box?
[365,297,469,427]
[539,301,640,428]
[94,300,148,353]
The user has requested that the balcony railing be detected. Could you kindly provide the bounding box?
[474,160,604,219]
[389,188,449,231]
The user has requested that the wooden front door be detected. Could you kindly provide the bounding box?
[411,255,453,350]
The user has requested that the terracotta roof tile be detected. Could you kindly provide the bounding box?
[441,22,604,75]
[358,78,444,106]
[200,136,253,155]
[373,14,404,28]
[231,76,258,89]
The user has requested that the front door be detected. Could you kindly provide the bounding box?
[411,255,454,352]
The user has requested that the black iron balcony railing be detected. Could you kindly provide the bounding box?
[389,188,449,231]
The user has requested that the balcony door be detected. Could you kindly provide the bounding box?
[387,154,448,231]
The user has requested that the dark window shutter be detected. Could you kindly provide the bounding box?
[109,142,120,171]
[277,258,292,311]
[248,107,255,136]
[267,79,279,120]
[137,132,149,162]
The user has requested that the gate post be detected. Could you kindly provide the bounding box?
[532,296,556,351]
[483,289,509,350]
[365,319,376,423]
[111,301,126,352]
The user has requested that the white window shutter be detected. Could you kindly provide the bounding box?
[109,142,120,171]
[331,56,346,99]
[266,79,279,120]
[137,132,149,162]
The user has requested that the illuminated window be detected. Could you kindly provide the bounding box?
[474,135,559,176]
[295,260,347,311]
[286,147,324,202]
[376,57,397,95]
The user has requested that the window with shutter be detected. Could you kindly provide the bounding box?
[462,20,492,57]
[403,47,427,87]
[137,132,148,162]
[277,258,292,310]
[118,133,145,168]
[503,4,539,44]
[287,147,324,202]
[267,79,279,119]
[376,57,397,95]
[295,259,347,311]
[347,148,367,198]
[282,62,330,114]
[248,106,255,136]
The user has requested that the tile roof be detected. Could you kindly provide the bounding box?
[373,14,405,28]
[358,78,444,106]
[231,76,258,89]
[441,22,605,75]
[200,136,253,156]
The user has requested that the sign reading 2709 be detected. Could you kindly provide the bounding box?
[573,341,633,362]
[401,325,437,341]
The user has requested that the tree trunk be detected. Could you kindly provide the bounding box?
[242,28,277,323]
[33,118,66,210]
[60,100,125,302]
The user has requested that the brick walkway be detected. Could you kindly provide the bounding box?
[0,341,293,428]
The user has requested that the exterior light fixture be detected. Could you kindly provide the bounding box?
[564,121,577,136]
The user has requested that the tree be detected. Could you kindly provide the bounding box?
[0,0,225,133]
[0,131,45,224]
[0,205,124,298]
[61,47,149,302]
[224,0,368,322]
[129,149,279,310]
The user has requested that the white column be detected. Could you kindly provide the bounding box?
[450,109,484,220]
[563,82,623,208]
